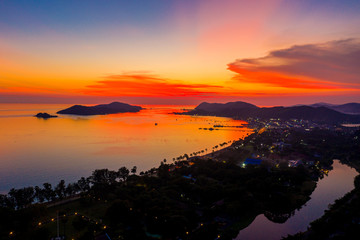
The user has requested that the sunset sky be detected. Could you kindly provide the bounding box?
[1,0,360,105]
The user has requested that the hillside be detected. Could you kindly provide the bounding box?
[184,101,360,124]
[309,102,360,115]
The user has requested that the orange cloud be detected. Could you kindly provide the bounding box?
[227,65,342,90]
[228,39,360,92]
[82,73,224,98]
[2,38,360,104]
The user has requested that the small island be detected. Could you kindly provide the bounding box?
[57,102,142,116]
[34,112,58,119]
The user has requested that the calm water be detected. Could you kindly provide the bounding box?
[0,104,252,193]
[235,160,358,240]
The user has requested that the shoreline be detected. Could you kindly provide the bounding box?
[1,123,359,239]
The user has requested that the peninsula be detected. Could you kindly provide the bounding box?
[181,101,360,124]
[57,102,142,116]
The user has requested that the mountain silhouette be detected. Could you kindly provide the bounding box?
[57,102,142,116]
[308,102,360,115]
[184,101,360,123]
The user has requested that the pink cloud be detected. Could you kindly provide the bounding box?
[228,39,360,90]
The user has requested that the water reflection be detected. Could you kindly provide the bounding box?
[235,160,358,240]
[263,211,295,224]
[0,104,252,193]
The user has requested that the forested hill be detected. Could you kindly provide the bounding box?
[308,102,360,115]
[183,101,360,124]
[57,102,142,116]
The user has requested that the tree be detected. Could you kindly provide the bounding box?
[131,166,137,175]
[0,194,13,208]
[158,162,170,179]
[0,194,6,207]
[43,183,55,202]
[8,187,35,209]
[90,169,117,185]
[23,187,35,206]
[55,180,66,199]
[35,186,45,203]
[77,177,90,192]
[66,183,79,196]
[118,167,130,181]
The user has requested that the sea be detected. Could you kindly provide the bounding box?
[0,104,252,193]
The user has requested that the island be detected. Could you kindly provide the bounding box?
[57,102,143,116]
[34,112,58,119]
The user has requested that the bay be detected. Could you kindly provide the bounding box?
[0,104,252,193]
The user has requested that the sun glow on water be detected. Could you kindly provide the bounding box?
[0,104,252,192]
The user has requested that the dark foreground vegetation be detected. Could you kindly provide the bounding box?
[0,162,315,239]
[1,125,359,240]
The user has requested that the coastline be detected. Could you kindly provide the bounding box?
[1,114,359,239]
